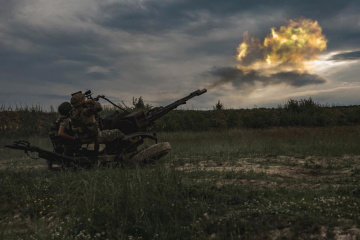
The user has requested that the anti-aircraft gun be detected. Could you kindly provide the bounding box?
[5,89,207,169]
[98,89,207,155]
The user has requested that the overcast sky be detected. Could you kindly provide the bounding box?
[1,0,360,110]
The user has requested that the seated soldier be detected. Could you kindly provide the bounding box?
[70,91,125,145]
[57,102,76,141]
[48,101,77,157]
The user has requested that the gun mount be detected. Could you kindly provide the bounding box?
[5,89,207,169]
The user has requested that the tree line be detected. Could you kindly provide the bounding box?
[1,98,360,136]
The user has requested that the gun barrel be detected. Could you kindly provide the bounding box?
[197,89,207,95]
[146,89,207,123]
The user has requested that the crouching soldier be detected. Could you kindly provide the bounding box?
[70,91,125,146]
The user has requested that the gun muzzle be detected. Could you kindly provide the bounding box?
[197,89,207,95]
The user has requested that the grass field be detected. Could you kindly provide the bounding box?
[1,126,360,239]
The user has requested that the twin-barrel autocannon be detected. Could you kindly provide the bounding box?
[100,89,207,134]
[5,89,207,169]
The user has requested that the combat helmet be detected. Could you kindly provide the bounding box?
[58,102,72,116]
[70,92,85,107]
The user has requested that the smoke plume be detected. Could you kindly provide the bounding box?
[208,18,328,90]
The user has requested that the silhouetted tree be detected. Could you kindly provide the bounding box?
[213,100,224,110]
[132,96,152,110]
[132,96,145,109]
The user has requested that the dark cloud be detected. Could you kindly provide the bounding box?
[270,71,326,87]
[99,0,355,34]
[207,67,326,90]
[0,1,20,18]
[0,0,359,108]
[37,93,70,101]
[99,0,243,34]
[330,51,360,61]
[0,51,89,87]
[206,67,256,89]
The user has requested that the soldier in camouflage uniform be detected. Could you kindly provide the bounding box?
[48,102,77,158]
[56,102,76,141]
[70,92,125,144]
[48,101,75,141]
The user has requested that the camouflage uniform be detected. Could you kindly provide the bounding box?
[70,92,124,144]
[70,95,101,142]
[49,115,73,138]
[58,117,72,132]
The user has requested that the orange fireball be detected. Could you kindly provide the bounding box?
[236,18,327,73]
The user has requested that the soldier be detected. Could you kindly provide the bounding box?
[70,91,125,145]
[56,102,76,141]
[48,101,77,162]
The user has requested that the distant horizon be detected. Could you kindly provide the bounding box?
[1,96,360,112]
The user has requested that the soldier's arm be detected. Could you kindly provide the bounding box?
[93,101,103,112]
[58,120,76,140]
[58,126,76,140]
[82,100,103,116]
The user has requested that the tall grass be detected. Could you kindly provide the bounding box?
[1,166,216,239]
[2,127,360,239]
[1,159,360,239]
[160,126,360,157]
[0,105,57,137]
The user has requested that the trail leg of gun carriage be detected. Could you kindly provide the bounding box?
[5,89,207,170]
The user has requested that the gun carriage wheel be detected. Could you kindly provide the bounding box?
[130,142,171,166]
